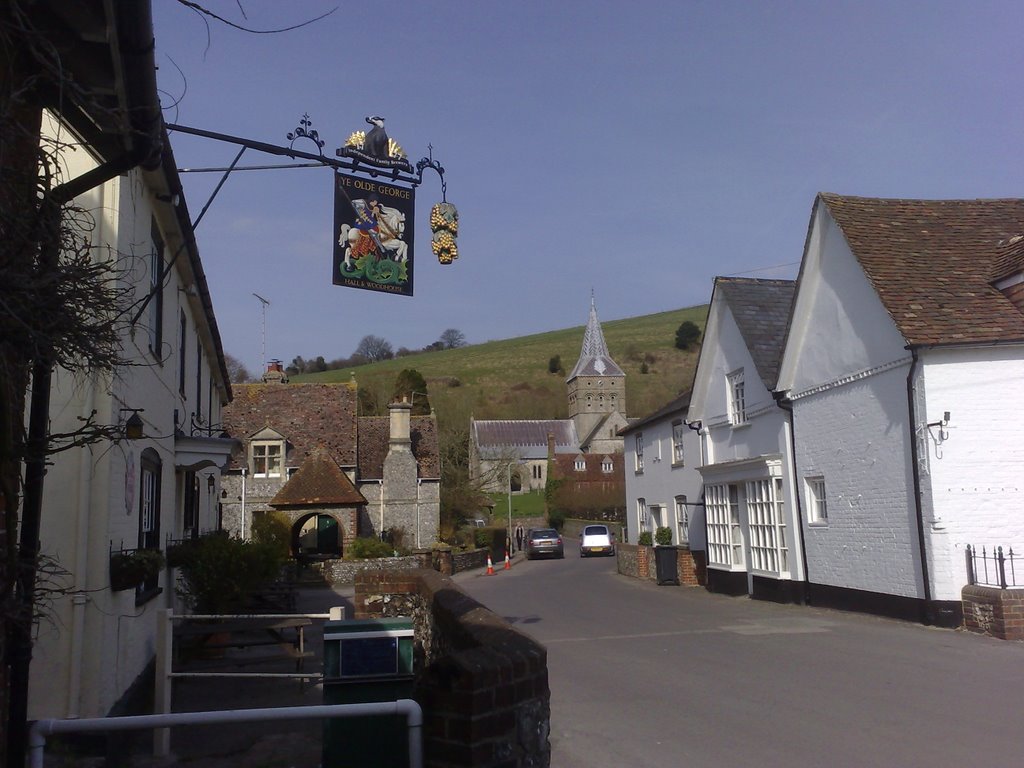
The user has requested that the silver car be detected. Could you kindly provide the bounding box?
[526,528,564,560]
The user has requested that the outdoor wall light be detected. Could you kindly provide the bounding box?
[207,474,216,492]
[121,409,145,440]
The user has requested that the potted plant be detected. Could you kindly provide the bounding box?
[637,531,654,546]
[109,548,165,591]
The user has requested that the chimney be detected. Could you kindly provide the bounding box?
[388,398,413,450]
[262,359,288,384]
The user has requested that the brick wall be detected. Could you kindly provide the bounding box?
[355,569,551,767]
[962,585,1024,641]
[616,544,705,586]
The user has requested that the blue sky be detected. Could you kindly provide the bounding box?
[152,1,1024,375]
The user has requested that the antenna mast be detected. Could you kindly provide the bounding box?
[252,293,271,371]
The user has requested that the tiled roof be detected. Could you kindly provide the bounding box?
[552,452,625,482]
[357,415,441,480]
[567,298,625,380]
[270,448,366,507]
[819,194,1024,346]
[472,420,579,459]
[620,391,692,434]
[717,278,796,389]
[222,383,357,469]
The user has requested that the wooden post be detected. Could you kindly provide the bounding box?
[153,608,173,756]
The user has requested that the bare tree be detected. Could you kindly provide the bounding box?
[439,328,467,349]
[354,334,394,362]
[224,353,252,383]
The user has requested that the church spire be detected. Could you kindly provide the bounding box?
[567,296,624,381]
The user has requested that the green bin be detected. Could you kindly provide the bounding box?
[322,617,415,767]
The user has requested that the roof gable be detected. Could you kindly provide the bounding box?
[270,448,366,507]
[819,194,1024,346]
[716,278,796,390]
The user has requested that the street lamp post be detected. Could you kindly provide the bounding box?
[507,462,515,554]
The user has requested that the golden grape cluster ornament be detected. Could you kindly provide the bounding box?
[430,201,460,264]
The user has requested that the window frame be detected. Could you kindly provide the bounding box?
[137,449,163,603]
[675,495,689,544]
[671,420,685,466]
[806,476,828,525]
[706,483,743,569]
[746,477,789,577]
[251,441,284,478]
[727,368,747,426]
[634,433,644,472]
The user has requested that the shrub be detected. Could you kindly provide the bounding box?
[655,526,673,546]
[251,512,291,560]
[347,537,394,559]
[171,532,284,614]
[637,531,654,546]
[675,320,701,350]
[547,507,566,531]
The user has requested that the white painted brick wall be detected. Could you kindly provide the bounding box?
[921,348,1024,600]
[794,364,924,598]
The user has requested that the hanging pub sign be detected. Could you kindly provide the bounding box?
[332,172,416,296]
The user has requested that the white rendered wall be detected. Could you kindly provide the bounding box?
[919,346,1024,601]
[623,419,704,549]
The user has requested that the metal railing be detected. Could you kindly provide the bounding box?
[965,545,1019,589]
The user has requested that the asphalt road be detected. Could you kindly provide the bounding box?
[456,539,1024,768]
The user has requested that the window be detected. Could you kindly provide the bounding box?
[672,421,685,465]
[138,449,162,600]
[178,310,187,395]
[806,477,828,524]
[747,477,788,576]
[252,442,283,477]
[601,458,613,473]
[574,457,586,471]
[706,483,742,568]
[634,433,644,472]
[182,471,199,540]
[532,465,542,480]
[149,219,164,357]
[637,498,648,533]
[675,495,689,543]
[727,369,746,425]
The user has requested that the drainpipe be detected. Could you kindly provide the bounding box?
[773,392,810,603]
[906,348,934,624]
[240,467,247,539]
[66,357,100,719]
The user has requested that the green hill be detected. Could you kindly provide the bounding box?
[293,305,707,429]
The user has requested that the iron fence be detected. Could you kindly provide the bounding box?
[965,545,1019,589]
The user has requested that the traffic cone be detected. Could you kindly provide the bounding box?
[504,550,511,570]
[486,554,494,575]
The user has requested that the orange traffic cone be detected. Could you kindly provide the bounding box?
[486,554,495,575]
[504,550,511,570]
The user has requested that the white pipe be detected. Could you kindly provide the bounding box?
[31,700,423,768]
[68,373,98,718]
[240,466,247,539]
[415,478,421,549]
[378,478,385,538]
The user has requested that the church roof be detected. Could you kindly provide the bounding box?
[472,419,580,460]
[567,298,625,380]
[270,447,366,507]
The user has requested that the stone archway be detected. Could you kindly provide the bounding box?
[292,512,342,556]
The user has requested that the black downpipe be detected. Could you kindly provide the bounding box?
[7,3,164,764]
[906,349,934,624]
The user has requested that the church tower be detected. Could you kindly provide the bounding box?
[566,297,628,453]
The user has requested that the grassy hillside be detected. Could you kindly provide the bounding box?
[294,304,708,427]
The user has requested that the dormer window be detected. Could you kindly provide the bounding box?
[252,442,282,477]
[601,458,613,473]
[574,457,586,471]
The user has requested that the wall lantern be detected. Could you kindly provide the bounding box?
[121,409,145,440]
[207,474,216,492]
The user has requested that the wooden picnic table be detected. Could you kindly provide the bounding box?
[174,616,313,671]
